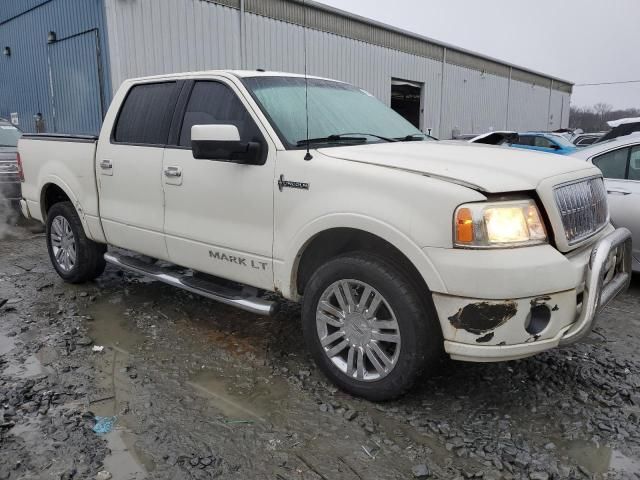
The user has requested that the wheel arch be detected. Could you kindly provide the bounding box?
[284,221,446,302]
[39,180,93,239]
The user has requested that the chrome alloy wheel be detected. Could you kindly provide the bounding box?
[50,216,76,272]
[316,279,401,382]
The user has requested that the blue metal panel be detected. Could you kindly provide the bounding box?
[0,0,111,133]
[0,0,50,24]
[48,31,103,134]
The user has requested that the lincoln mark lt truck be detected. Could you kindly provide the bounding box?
[18,71,632,400]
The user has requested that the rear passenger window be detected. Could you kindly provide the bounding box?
[178,81,263,148]
[113,82,178,145]
[593,147,629,180]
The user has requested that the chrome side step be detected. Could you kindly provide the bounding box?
[104,252,279,316]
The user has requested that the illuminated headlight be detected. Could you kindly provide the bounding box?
[454,200,547,248]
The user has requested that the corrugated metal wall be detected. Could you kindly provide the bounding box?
[103,0,571,139]
[0,0,110,134]
[103,0,242,88]
[441,65,509,139]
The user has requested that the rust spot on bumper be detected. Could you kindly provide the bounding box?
[449,301,518,335]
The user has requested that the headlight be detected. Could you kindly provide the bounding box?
[454,199,547,248]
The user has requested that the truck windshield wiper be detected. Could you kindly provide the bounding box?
[296,133,396,147]
[396,133,437,142]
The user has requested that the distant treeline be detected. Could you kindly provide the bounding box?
[569,103,640,133]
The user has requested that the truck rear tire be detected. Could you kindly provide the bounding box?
[301,252,442,401]
[46,202,106,284]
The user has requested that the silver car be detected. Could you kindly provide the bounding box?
[571,134,640,271]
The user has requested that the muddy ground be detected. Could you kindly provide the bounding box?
[1,217,640,480]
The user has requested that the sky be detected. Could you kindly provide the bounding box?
[317,0,640,111]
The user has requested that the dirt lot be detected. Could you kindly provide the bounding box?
[1,217,640,480]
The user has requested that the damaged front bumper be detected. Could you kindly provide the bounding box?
[431,228,632,362]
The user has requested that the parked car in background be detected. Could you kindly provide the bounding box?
[469,131,518,145]
[572,132,604,148]
[597,118,640,144]
[510,132,578,155]
[571,133,640,271]
[0,119,23,207]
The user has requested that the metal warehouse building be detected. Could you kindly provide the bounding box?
[0,0,573,138]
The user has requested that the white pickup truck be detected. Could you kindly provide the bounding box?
[19,70,632,400]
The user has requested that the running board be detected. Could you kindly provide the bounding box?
[104,252,278,316]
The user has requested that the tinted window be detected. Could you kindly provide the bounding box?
[593,147,629,179]
[114,82,178,145]
[534,136,556,149]
[577,137,597,146]
[179,81,263,148]
[515,135,535,146]
[628,146,640,181]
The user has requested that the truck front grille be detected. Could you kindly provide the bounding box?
[554,176,609,245]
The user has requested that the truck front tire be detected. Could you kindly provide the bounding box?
[301,252,442,401]
[46,202,106,284]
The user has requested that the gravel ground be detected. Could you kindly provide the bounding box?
[1,217,640,480]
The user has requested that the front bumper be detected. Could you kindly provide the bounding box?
[434,228,632,362]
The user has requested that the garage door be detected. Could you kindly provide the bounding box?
[48,30,104,135]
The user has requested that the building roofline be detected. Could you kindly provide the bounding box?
[303,0,573,86]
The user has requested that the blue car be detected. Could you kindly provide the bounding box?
[511,132,578,155]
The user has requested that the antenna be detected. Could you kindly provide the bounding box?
[302,0,313,161]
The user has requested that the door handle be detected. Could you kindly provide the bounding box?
[100,159,112,170]
[164,166,182,178]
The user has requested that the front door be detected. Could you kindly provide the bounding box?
[162,79,276,289]
[96,81,181,260]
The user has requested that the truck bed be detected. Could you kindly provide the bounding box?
[19,133,101,238]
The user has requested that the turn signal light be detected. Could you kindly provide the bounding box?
[455,207,474,243]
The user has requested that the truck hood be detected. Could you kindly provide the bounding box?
[318,141,598,193]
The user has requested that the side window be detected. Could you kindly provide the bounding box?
[515,135,534,146]
[113,82,178,145]
[628,146,640,181]
[593,147,629,180]
[179,81,264,148]
[534,136,555,149]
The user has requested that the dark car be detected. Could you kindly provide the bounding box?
[0,119,23,207]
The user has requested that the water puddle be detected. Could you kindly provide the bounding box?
[86,299,147,353]
[3,353,44,377]
[558,439,640,476]
[188,368,289,423]
[0,330,16,355]
[101,428,154,480]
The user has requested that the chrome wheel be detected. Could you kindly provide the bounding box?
[316,279,401,382]
[50,216,76,272]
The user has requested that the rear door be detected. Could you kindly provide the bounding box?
[161,79,276,289]
[96,81,181,260]
[591,145,640,263]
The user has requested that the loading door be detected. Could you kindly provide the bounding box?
[391,79,423,129]
[48,30,104,135]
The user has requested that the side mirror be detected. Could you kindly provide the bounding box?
[549,143,560,150]
[191,124,262,164]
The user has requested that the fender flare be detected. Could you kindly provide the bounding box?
[275,213,447,300]
[39,176,91,236]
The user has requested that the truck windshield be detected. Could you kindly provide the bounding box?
[0,124,21,147]
[243,76,428,148]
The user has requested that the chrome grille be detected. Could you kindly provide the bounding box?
[554,176,609,245]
